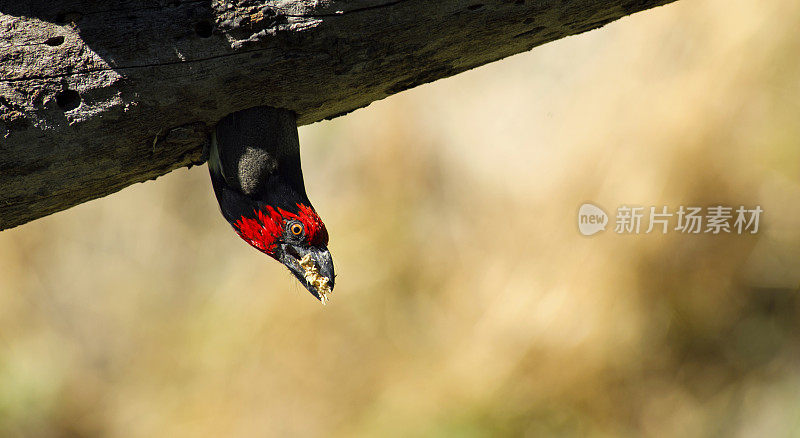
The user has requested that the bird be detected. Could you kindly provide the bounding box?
[208,106,334,302]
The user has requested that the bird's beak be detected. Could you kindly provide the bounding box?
[279,244,335,302]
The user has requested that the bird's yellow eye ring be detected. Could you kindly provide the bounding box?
[290,223,304,236]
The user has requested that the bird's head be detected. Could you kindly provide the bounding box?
[232,203,334,302]
[209,106,335,302]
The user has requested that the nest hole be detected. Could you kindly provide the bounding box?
[55,89,81,111]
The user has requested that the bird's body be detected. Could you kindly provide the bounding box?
[209,106,334,302]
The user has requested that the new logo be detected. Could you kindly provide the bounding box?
[578,203,608,236]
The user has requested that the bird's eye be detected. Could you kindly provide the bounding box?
[290,222,304,236]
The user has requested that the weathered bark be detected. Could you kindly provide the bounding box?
[0,0,675,230]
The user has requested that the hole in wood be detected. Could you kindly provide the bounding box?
[467,4,484,10]
[45,36,65,46]
[194,20,213,38]
[55,89,81,111]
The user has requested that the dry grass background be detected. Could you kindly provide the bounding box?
[2,1,800,436]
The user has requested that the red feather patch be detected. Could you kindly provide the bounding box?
[233,204,328,256]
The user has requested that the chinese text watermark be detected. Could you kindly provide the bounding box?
[579,203,762,236]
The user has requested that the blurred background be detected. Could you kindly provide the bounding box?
[2,0,800,436]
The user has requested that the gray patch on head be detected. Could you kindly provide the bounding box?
[237,146,277,195]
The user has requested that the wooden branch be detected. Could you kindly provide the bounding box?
[0,0,675,230]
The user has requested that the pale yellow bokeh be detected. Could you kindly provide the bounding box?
[2,1,800,436]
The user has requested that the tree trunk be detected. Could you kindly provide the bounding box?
[0,0,676,230]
